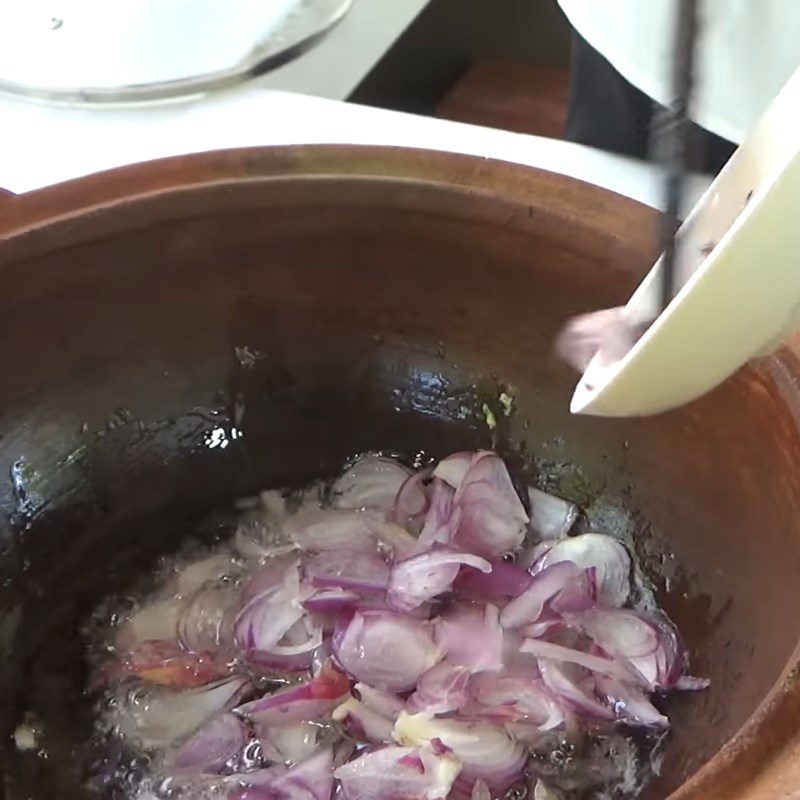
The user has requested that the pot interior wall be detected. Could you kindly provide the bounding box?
[1,159,800,799]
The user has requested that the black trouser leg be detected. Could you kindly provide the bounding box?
[565,30,737,175]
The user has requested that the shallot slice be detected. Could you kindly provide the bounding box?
[594,675,669,728]
[332,610,440,692]
[113,674,250,750]
[178,580,240,658]
[629,610,691,690]
[537,658,613,721]
[354,682,405,719]
[464,673,564,730]
[394,711,527,795]
[521,638,646,686]
[284,509,387,552]
[332,695,395,743]
[416,479,460,552]
[168,712,248,773]
[407,661,472,715]
[531,533,631,608]
[450,452,529,560]
[302,588,361,615]
[471,780,491,800]
[563,609,659,661]
[527,487,578,540]
[235,660,349,726]
[391,471,431,534]
[234,561,315,669]
[434,603,504,672]
[334,743,462,800]
[334,455,412,511]
[500,562,586,629]
[453,560,534,600]
[258,721,322,766]
[387,550,491,612]
[247,618,323,673]
[307,549,391,593]
[229,747,334,800]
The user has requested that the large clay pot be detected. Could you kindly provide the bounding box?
[1,146,799,800]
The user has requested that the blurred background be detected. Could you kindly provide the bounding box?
[350,0,571,137]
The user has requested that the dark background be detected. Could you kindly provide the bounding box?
[349,0,572,116]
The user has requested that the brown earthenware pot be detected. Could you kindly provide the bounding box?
[1,146,800,800]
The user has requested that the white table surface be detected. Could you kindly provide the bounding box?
[0,87,712,209]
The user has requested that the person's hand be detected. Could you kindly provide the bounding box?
[555,306,646,372]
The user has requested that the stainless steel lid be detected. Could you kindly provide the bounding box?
[0,0,353,105]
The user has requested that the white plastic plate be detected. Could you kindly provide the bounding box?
[572,66,800,417]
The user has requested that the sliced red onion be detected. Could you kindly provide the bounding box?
[114,640,225,689]
[391,472,431,534]
[235,561,311,661]
[307,549,391,593]
[354,682,405,719]
[394,712,526,795]
[387,550,491,612]
[563,609,659,661]
[283,509,387,552]
[302,588,361,615]
[247,619,323,674]
[433,452,474,488]
[224,765,287,798]
[548,567,597,614]
[594,675,669,728]
[520,638,645,686]
[471,779,491,800]
[453,561,534,600]
[178,581,240,658]
[334,455,412,511]
[527,487,578,540]
[230,748,334,800]
[113,674,250,750]
[627,611,688,690]
[332,610,441,692]
[416,479,460,552]
[235,659,350,726]
[239,553,303,606]
[530,533,631,608]
[258,721,321,766]
[516,541,554,571]
[332,695,395,743]
[519,619,562,640]
[333,742,462,800]
[500,562,584,629]
[372,521,419,560]
[536,658,613,721]
[451,452,529,560]
[434,603,504,672]
[465,673,564,730]
[407,661,472,715]
[168,712,248,773]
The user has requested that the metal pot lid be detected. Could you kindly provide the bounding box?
[0,0,353,105]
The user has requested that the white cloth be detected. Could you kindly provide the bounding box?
[558,0,800,144]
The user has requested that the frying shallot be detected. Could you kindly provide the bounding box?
[92,449,707,800]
